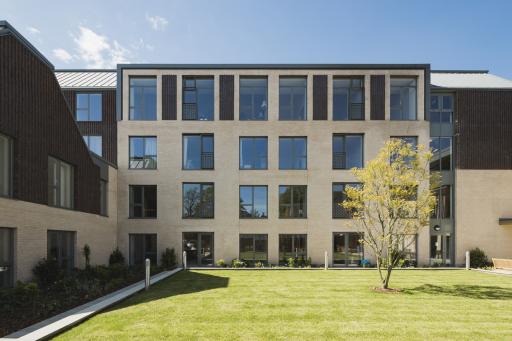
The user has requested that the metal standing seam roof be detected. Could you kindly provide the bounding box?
[431,72,512,89]
[55,71,117,88]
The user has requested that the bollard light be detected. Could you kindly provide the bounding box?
[183,251,187,269]
[324,251,328,270]
[145,258,150,290]
[465,251,470,270]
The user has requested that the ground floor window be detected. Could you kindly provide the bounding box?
[47,230,75,271]
[333,232,363,266]
[400,234,417,266]
[430,233,452,266]
[129,234,157,266]
[279,234,307,264]
[182,232,214,266]
[239,234,268,264]
[0,228,14,287]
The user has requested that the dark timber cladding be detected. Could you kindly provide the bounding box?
[370,75,385,120]
[62,89,117,165]
[456,90,512,169]
[0,34,101,214]
[162,75,177,120]
[219,75,234,120]
[313,75,327,120]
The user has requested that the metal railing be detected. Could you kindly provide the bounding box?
[333,152,347,169]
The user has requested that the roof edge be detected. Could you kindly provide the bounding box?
[432,70,489,74]
[55,69,116,72]
[117,63,431,70]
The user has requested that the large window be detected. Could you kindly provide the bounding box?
[129,77,157,120]
[239,137,267,170]
[240,77,267,120]
[279,234,307,264]
[183,134,214,170]
[430,233,452,265]
[279,185,307,218]
[430,94,453,124]
[391,78,417,120]
[239,234,268,264]
[83,135,102,156]
[129,137,157,169]
[183,77,214,121]
[76,93,102,121]
[240,186,268,218]
[332,134,363,169]
[182,183,214,218]
[279,77,307,120]
[432,185,451,219]
[391,136,418,164]
[333,78,364,120]
[279,137,307,170]
[48,156,74,209]
[430,137,452,171]
[129,185,157,218]
[332,183,361,218]
[0,228,14,288]
[100,180,108,216]
[333,232,362,267]
[129,234,157,266]
[0,134,12,197]
[47,230,75,271]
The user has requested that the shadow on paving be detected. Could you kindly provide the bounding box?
[108,270,229,312]
[404,284,512,300]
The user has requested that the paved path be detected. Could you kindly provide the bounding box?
[474,268,512,276]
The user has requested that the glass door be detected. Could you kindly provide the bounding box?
[333,232,363,267]
[183,232,214,266]
[199,233,214,266]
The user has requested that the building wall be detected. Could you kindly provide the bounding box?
[117,68,430,266]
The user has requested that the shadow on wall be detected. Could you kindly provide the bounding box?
[404,284,512,300]
[108,270,229,312]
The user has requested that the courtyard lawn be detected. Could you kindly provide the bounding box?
[53,270,512,341]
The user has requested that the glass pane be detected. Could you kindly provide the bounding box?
[143,87,157,120]
[346,136,363,168]
[88,136,102,156]
[240,78,267,120]
[130,137,144,169]
[201,184,214,218]
[144,186,157,218]
[76,94,89,110]
[333,233,345,265]
[347,233,362,266]
[239,235,254,260]
[239,186,253,218]
[441,185,451,218]
[333,86,348,120]
[197,79,214,121]
[294,138,307,169]
[60,162,72,208]
[131,78,156,87]
[279,87,292,120]
[442,96,453,110]
[76,109,89,122]
[202,135,214,153]
[430,95,439,110]
[253,186,267,218]
[183,136,201,169]
[293,186,307,218]
[254,138,268,169]
[279,186,291,218]
[183,184,201,218]
[439,137,452,170]
[184,90,196,104]
[89,94,102,121]
[279,138,293,169]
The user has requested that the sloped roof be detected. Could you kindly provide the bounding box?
[55,70,117,88]
[431,72,512,89]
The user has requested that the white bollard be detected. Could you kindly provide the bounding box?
[465,251,470,270]
[183,251,187,269]
[145,258,150,290]
[324,251,328,270]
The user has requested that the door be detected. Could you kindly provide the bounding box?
[183,232,214,266]
[0,228,14,288]
[333,232,363,267]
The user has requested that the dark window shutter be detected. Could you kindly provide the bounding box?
[313,75,327,120]
[370,75,385,120]
[162,75,177,120]
[219,75,234,120]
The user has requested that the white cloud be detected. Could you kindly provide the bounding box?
[145,14,168,31]
[53,48,73,63]
[27,26,40,34]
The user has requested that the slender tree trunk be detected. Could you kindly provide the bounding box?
[383,266,393,289]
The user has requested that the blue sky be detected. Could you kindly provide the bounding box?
[2,0,512,78]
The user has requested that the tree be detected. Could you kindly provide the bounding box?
[342,139,437,290]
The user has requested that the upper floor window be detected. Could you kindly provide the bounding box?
[183,77,214,121]
[76,93,102,121]
[279,185,307,218]
[239,137,267,170]
[100,180,108,216]
[129,77,156,120]
[430,137,452,171]
[183,134,214,170]
[240,77,267,120]
[240,185,268,218]
[129,185,157,218]
[333,78,364,120]
[391,78,417,120]
[432,185,451,219]
[83,135,102,156]
[183,183,214,218]
[430,94,453,124]
[47,230,75,271]
[48,156,73,209]
[333,183,361,218]
[279,77,307,120]
[279,137,307,170]
[129,136,157,169]
[0,134,13,197]
[391,136,418,164]
[333,134,363,169]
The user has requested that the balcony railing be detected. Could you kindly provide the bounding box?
[201,152,214,169]
[183,103,198,120]
[333,152,347,169]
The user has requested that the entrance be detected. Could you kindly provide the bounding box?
[183,232,214,266]
[333,232,363,266]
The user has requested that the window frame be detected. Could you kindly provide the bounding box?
[129,136,157,170]
[75,92,102,122]
[182,134,214,170]
[129,76,157,121]
[182,76,215,121]
[239,136,268,170]
[129,185,157,219]
[48,156,74,209]
[0,133,13,198]
[279,136,308,170]
[390,77,418,121]
[332,77,365,121]
[239,185,268,219]
[239,76,268,121]
[279,185,307,219]
[239,234,268,264]
[279,76,308,121]
[182,182,215,219]
[429,94,454,124]
[332,134,364,169]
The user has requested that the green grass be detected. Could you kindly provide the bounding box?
[53,270,512,341]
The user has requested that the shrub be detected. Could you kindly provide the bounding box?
[109,248,125,265]
[255,261,264,268]
[108,263,129,279]
[32,258,61,288]
[470,248,489,268]
[305,257,312,267]
[83,244,91,268]
[231,259,246,268]
[216,259,227,267]
[297,255,305,267]
[161,248,177,269]
[287,257,296,268]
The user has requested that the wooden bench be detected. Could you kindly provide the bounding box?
[492,258,512,270]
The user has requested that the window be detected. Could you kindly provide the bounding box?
[391,78,417,120]
[76,93,102,121]
[332,134,363,169]
[183,134,214,170]
[183,77,214,121]
[100,180,108,216]
[240,186,268,218]
[279,185,307,218]
[400,234,417,266]
[391,136,418,164]
[333,232,363,266]
[239,234,268,264]
[129,234,157,266]
[333,78,364,120]
[279,234,307,264]
[430,234,452,265]
[239,137,267,170]
[432,185,451,219]
[430,94,453,124]
[129,77,156,120]
[0,134,13,197]
[48,156,74,209]
[83,135,102,156]
[279,137,307,170]
[430,137,452,171]
[332,183,361,218]
[0,228,14,288]
[279,77,307,120]
[129,185,157,218]
[240,77,267,120]
[183,183,214,218]
[129,137,157,169]
[47,230,75,271]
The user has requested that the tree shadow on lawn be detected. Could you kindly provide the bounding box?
[404,284,512,300]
